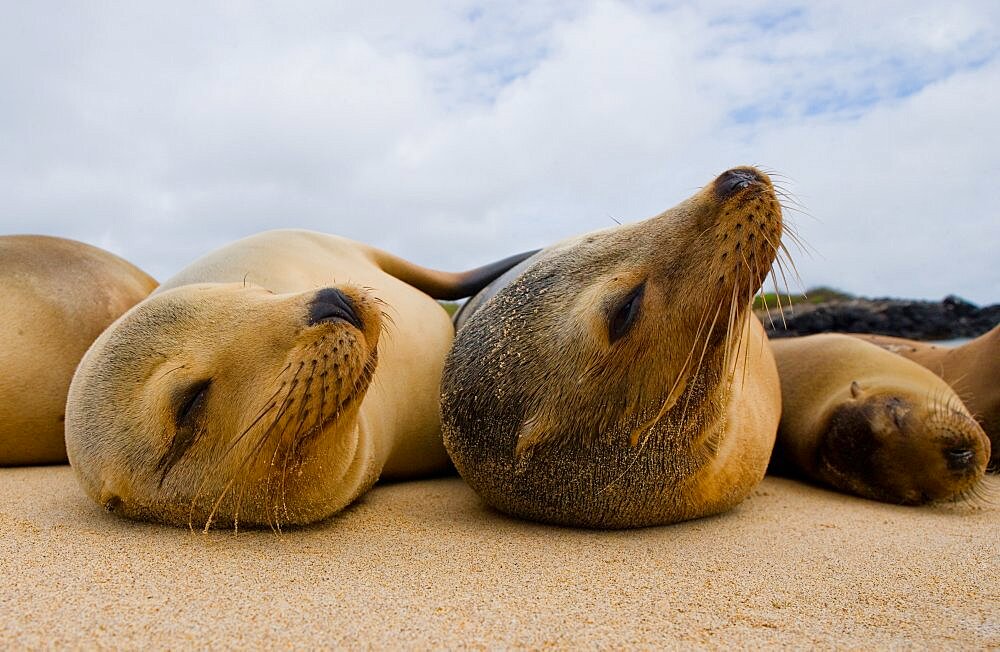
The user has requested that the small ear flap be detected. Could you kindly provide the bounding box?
[850,380,863,399]
[514,411,558,461]
[629,372,688,447]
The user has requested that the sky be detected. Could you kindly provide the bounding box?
[2,1,998,304]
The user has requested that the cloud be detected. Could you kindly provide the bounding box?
[1,1,997,303]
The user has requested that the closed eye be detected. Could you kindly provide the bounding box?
[175,380,211,427]
[608,282,645,344]
[158,379,211,486]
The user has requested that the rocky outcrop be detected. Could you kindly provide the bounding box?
[760,295,1000,340]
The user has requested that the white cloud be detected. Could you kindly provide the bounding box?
[1,1,997,303]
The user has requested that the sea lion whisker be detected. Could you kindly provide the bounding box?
[679,297,727,442]
[270,360,319,531]
[722,280,740,377]
[737,249,754,277]
[779,227,814,261]
[772,188,807,210]
[772,189,813,220]
[957,477,994,506]
[256,376,311,534]
[627,304,709,448]
[772,254,797,300]
[202,447,257,533]
[230,378,306,536]
[725,280,745,391]
[940,369,973,401]
[739,289,755,391]
[225,375,307,533]
[377,309,396,333]
[282,362,329,513]
[775,247,805,297]
[202,362,306,532]
[223,413,288,535]
[767,268,786,330]
[757,272,779,330]
[618,296,718,487]
[186,393,283,531]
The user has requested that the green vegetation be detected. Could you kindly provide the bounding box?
[753,286,854,310]
[440,301,460,316]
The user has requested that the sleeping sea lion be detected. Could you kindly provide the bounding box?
[769,334,990,503]
[65,229,532,529]
[852,327,999,469]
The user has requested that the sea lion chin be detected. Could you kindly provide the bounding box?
[441,167,785,529]
[65,229,535,530]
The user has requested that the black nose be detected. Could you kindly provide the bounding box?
[945,447,976,472]
[308,288,364,330]
[714,167,766,200]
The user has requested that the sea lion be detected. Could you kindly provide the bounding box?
[769,334,990,504]
[0,235,157,466]
[851,327,999,469]
[441,167,784,528]
[65,229,533,530]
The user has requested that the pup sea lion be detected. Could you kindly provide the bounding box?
[65,229,532,529]
[769,334,989,504]
[851,327,999,469]
[441,167,784,528]
[0,235,157,465]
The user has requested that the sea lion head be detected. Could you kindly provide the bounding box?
[817,382,991,504]
[66,282,384,530]
[442,166,784,528]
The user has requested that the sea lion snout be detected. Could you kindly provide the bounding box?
[308,287,363,330]
[945,447,977,471]
[714,167,768,200]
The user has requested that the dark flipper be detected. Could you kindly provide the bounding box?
[369,248,540,301]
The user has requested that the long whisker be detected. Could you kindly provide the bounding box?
[201,362,304,533]
[186,387,283,532]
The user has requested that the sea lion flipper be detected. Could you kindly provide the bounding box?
[368,248,541,300]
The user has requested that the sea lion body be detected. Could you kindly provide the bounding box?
[66,229,530,529]
[770,334,989,503]
[442,167,784,528]
[852,328,999,468]
[0,236,157,465]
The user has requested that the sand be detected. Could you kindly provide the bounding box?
[1,467,997,649]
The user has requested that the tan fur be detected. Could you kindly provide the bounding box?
[0,236,157,465]
[852,328,999,468]
[770,334,989,503]
[442,167,784,528]
[66,229,511,529]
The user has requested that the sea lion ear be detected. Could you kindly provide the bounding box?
[514,411,559,462]
[850,381,863,399]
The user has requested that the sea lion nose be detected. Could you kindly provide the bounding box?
[944,447,976,472]
[714,167,766,200]
[308,288,364,330]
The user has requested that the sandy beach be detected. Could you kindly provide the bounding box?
[1,467,997,649]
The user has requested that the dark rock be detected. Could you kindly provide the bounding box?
[761,296,1000,340]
